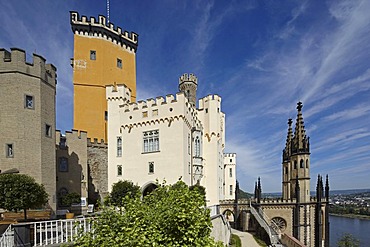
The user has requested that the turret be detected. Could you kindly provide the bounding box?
[179,73,197,107]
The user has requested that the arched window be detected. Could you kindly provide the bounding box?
[300,159,304,168]
[306,159,309,168]
[195,137,200,157]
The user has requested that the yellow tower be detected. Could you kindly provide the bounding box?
[70,11,138,141]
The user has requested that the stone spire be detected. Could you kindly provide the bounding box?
[325,175,330,201]
[292,102,310,154]
[316,175,324,202]
[257,177,262,203]
[283,118,293,162]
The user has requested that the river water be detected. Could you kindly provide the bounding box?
[330,215,370,247]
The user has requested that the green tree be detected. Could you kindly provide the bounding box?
[189,183,206,201]
[60,192,81,207]
[337,233,360,247]
[75,181,224,246]
[0,174,48,220]
[107,180,140,207]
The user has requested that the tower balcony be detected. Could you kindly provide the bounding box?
[193,156,203,183]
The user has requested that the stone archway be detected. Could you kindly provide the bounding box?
[142,183,158,196]
[223,209,235,221]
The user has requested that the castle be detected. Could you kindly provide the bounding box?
[0,11,329,246]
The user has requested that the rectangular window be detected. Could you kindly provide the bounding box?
[152,109,158,116]
[142,111,148,118]
[90,50,96,60]
[45,124,52,137]
[230,185,233,196]
[59,157,68,172]
[117,165,122,176]
[117,58,122,69]
[59,137,66,149]
[6,144,14,158]
[143,130,159,153]
[229,168,232,177]
[117,137,122,157]
[105,111,108,121]
[149,162,154,173]
[25,95,34,109]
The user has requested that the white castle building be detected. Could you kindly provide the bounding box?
[106,73,236,206]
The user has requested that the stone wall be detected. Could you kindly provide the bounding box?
[87,141,108,204]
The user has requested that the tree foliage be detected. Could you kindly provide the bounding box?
[75,181,224,246]
[337,233,360,247]
[0,174,48,219]
[106,180,141,207]
[60,192,81,207]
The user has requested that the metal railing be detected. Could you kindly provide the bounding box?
[0,218,92,247]
[0,224,13,247]
[249,203,280,245]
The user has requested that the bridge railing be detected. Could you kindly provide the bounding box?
[250,204,280,245]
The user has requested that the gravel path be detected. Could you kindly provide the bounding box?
[231,229,261,247]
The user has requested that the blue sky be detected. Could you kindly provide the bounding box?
[1,0,369,193]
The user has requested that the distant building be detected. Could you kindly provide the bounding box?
[106,73,237,206]
[0,48,57,211]
[70,11,138,142]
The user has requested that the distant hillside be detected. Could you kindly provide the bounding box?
[238,189,253,199]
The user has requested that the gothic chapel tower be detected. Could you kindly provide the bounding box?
[282,102,311,203]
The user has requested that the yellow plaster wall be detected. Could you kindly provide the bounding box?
[73,34,136,141]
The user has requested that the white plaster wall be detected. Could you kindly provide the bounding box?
[107,86,200,191]
[198,95,225,206]
[224,154,236,200]
[106,85,236,208]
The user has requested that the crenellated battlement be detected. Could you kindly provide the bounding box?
[198,94,222,110]
[224,153,236,158]
[106,83,131,101]
[121,92,186,112]
[70,11,138,52]
[179,73,197,85]
[87,137,108,148]
[56,129,87,147]
[107,84,202,129]
[0,48,57,87]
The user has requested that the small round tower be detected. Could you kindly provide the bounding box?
[179,73,198,107]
